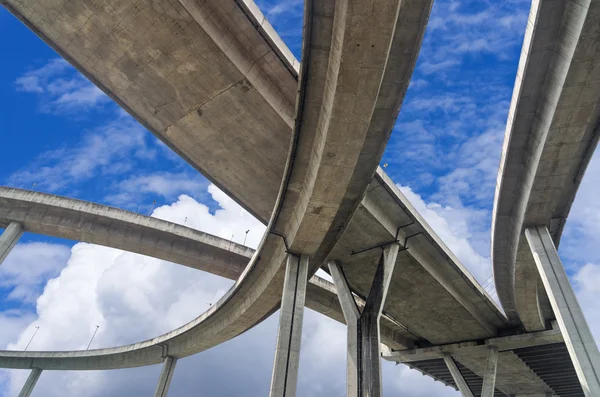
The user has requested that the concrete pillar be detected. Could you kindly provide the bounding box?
[329,261,360,397]
[0,222,24,264]
[154,356,177,397]
[443,354,474,397]
[481,346,499,397]
[329,243,399,397]
[525,226,600,397]
[18,368,42,397]
[269,254,309,397]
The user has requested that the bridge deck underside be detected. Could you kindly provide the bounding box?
[406,358,509,397]
[514,343,584,397]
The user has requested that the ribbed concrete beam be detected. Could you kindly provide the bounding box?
[481,347,499,397]
[329,243,399,397]
[525,226,600,397]
[383,326,563,363]
[0,222,23,264]
[443,354,474,397]
[154,356,177,397]
[18,368,42,397]
[270,255,309,397]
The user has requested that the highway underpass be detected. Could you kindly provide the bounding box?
[1,0,600,396]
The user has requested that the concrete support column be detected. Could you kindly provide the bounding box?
[443,354,474,397]
[329,260,361,397]
[269,254,309,397]
[525,226,600,397]
[18,368,42,397]
[329,243,400,397]
[154,356,177,397]
[481,346,499,397]
[0,222,24,264]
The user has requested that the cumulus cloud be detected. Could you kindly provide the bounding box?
[0,185,463,397]
[0,242,71,304]
[398,185,492,288]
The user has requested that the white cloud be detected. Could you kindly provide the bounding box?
[105,172,210,209]
[5,116,155,194]
[0,185,460,397]
[398,185,492,286]
[0,242,71,304]
[14,58,108,113]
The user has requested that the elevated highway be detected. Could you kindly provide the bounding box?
[2,0,599,396]
[492,0,600,395]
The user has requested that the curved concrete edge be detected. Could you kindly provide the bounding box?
[1,0,290,225]
[375,169,508,328]
[0,186,252,279]
[179,0,296,128]
[0,0,421,371]
[492,0,600,328]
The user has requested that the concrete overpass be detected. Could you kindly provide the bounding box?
[1,0,599,396]
[0,169,580,396]
[492,0,600,395]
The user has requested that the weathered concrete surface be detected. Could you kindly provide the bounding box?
[331,169,507,345]
[269,255,308,397]
[154,356,177,397]
[0,186,410,351]
[0,222,23,264]
[492,0,600,328]
[2,0,433,228]
[481,347,498,397]
[0,186,252,280]
[384,325,573,396]
[384,327,564,363]
[2,0,295,223]
[526,226,600,397]
[443,353,475,397]
[0,0,430,371]
[328,261,361,397]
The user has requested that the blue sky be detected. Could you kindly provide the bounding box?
[1,0,600,396]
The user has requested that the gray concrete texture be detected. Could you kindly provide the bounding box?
[492,0,600,329]
[17,368,42,397]
[0,221,24,264]
[0,186,412,352]
[154,357,177,397]
[0,0,433,373]
[269,255,308,397]
[526,226,600,397]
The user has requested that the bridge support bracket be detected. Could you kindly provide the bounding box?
[329,242,400,397]
[154,356,177,397]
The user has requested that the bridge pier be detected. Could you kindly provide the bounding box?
[525,226,600,397]
[329,243,400,397]
[154,356,177,397]
[443,354,474,397]
[18,368,42,397]
[481,346,498,397]
[269,254,308,397]
[0,222,23,264]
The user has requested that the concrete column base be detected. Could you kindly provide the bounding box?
[269,254,309,397]
[525,226,600,397]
